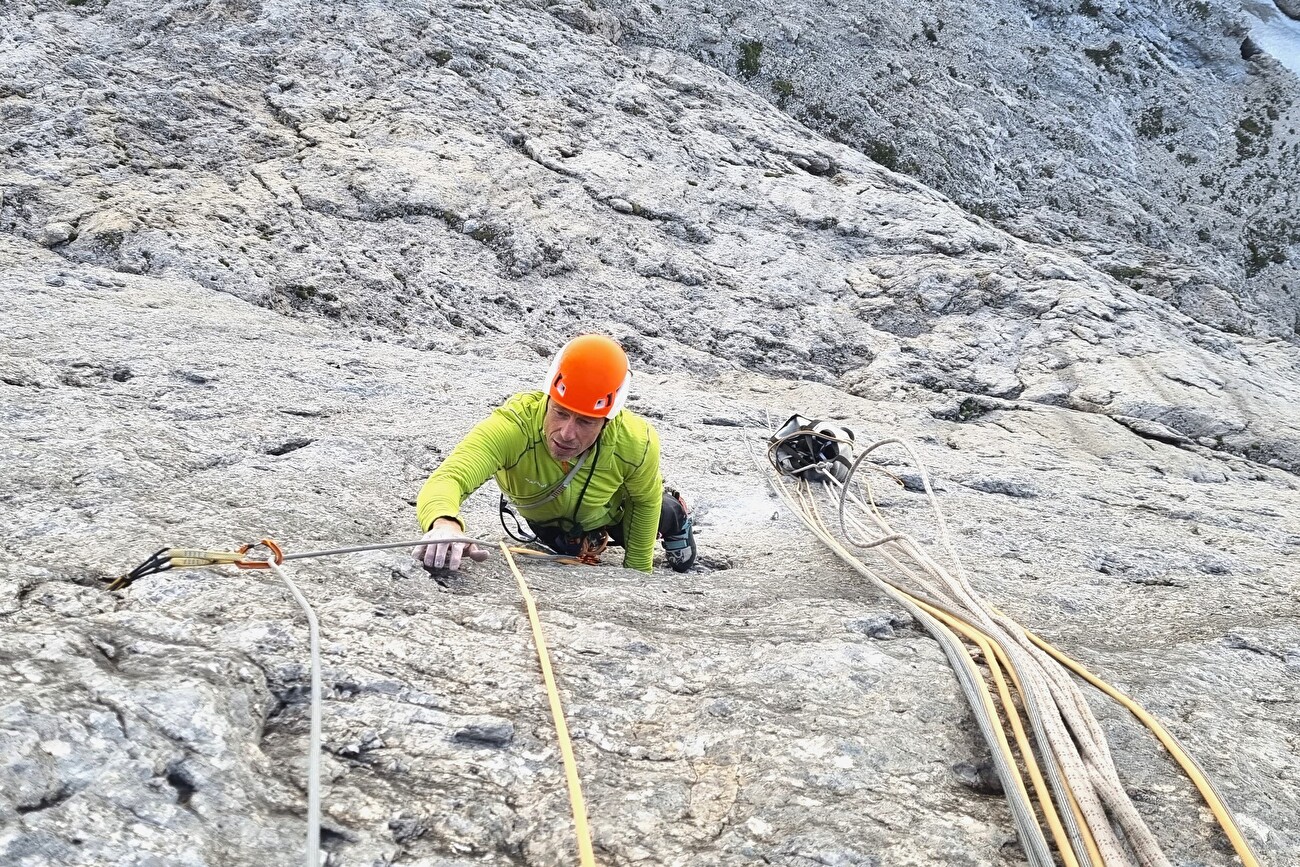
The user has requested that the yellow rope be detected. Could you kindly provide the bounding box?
[1020,627,1262,867]
[500,543,597,867]
[799,490,1070,863]
[906,594,1084,867]
[786,441,1258,866]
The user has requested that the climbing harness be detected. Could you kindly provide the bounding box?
[500,430,608,562]
[762,418,1263,867]
[109,533,598,865]
[500,448,591,523]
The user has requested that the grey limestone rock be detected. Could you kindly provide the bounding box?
[0,0,1297,865]
[36,222,75,247]
[598,0,1300,339]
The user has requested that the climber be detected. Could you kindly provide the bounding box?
[413,333,696,574]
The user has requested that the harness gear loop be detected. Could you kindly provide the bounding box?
[500,495,539,543]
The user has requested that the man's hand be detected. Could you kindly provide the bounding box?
[413,518,490,571]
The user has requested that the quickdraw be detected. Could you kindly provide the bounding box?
[106,534,597,867]
[107,538,286,590]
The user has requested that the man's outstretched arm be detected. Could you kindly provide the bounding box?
[416,408,525,531]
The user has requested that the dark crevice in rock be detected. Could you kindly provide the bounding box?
[846,613,917,640]
[962,477,1039,498]
[89,637,120,669]
[388,815,426,843]
[164,762,197,806]
[16,786,73,814]
[92,698,131,736]
[262,693,292,726]
[320,825,360,848]
[15,580,39,606]
[356,203,456,224]
[952,758,1003,795]
[1109,414,1191,446]
[453,721,514,748]
[266,438,314,456]
[931,394,1034,422]
[1123,575,1184,587]
[296,199,438,225]
[1223,633,1286,660]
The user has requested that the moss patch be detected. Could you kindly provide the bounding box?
[771,78,795,108]
[737,41,763,80]
[1084,41,1123,72]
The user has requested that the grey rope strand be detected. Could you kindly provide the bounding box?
[833,438,1173,866]
[765,468,1059,867]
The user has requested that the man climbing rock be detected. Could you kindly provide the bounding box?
[413,333,696,573]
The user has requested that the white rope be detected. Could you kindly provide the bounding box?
[832,439,1172,867]
[763,464,1059,867]
[829,488,1096,864]
[266,558,323,867]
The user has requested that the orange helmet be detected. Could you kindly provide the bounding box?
[543,334,631,419]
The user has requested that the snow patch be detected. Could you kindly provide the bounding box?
[1243,0,1300,76]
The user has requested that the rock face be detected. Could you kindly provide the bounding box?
[1,1,1298,866]
[597,0,1300,338]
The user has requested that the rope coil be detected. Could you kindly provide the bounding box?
[762,427,1262,867]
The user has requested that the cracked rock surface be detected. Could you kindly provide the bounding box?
[1,1,1298,865]
[599,0,1300,338]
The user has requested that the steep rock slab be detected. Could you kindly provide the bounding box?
[598,0,1300,337]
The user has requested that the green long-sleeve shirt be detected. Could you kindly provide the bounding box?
[416,391,664,572]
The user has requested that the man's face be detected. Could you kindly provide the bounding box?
[543,401,605,461]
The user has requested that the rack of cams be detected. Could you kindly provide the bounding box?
[765,416,1261,867]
